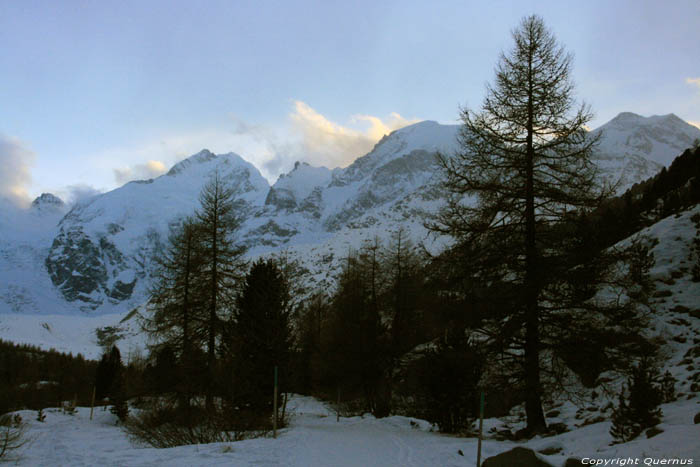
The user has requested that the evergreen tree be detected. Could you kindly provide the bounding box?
[224,258,293,412]
[609,386,636,443]
[95,345,122,401]
[659,370,677,403]
[294,293,329,395]
[325,247,389,416]
[610,357,663,443]
[195,172,247,410]
[431,15,650,434]
[104,346,129,422]
[144,218,204,406]
[384,228,424,357]
[418,329,482,433]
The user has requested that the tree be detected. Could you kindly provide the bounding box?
[0,414,27,460]
[224,258,293,413]
[417,330,483,433]
[610,357,663,443]
[325,246,389,416]
[144,218,204,407]
[294,292,329,395]
[95,345,123,402]
[432,15,629,434]
[103,346,129,422]
[195,172,247,410]
[384,228,424,357]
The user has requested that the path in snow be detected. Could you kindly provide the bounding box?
[13,397,485,467]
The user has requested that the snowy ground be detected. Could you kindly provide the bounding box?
[5,395,699,466]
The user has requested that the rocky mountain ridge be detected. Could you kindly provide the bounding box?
[1,112,699,315]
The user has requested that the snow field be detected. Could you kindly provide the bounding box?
[7,395,699,466]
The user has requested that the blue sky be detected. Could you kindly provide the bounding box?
[1,0,699,205]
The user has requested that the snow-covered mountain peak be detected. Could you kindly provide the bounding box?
[333,121,459,186]
[590,112,700,189]
[166,149,255,177]
[378,120,458,156]
[273,162,332,196]
[30,193,65,213]
[605,112,689,131]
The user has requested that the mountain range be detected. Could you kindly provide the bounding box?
[1,112,699,328]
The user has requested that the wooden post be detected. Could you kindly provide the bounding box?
[477,391,485,467]
[90,386,96,420]
[273,366,278,439]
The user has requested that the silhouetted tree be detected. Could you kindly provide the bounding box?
[96,345,123,402]
[431,15,651,434]
[144,218,204,407]
[195,172,247,410]
[224,258,293,411]
[610,357,663,443]
[325,247,389,416]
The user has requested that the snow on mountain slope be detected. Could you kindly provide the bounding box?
[591,112,700,190]
[0,195,72,315]
[266,161,333,211]
[1,112,700,354]
[43,150,269,312]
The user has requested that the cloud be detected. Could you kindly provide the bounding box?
[289,100,420,167]
[113,160,168,185]
[686,77,700,90]
[79,102,420,191]
[689,121,700,130]
[63,184,103,205]
[0,134,35,207]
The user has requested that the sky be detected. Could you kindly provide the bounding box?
[1,0,699,206]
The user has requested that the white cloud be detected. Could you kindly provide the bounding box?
[0,134,35,207]
[113,160,168,185]
[63,184,103,205]
[289,100,420,168]
[77,102,420,191]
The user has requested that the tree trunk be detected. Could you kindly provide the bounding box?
[523,59,547,434]
[206,195,219,413]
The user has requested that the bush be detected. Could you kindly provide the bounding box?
[124,400,285,448]
[659,370,677,403]
[610,358,663,443]
[415,331,483,433]
[0,414,28,460]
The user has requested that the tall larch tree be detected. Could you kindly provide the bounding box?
[434,15,613,434]
[196,171,247,411]
[144,218,204,407]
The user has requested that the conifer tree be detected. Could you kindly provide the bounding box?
[95,345,122,401]
[610,358,663,443]
[144,218,204,406]
[104,346,129,422]
[326,247,388,416]
[224,258,293,411]
[432,15,650,434]
[195,171,247,411]
[384,228,423,357]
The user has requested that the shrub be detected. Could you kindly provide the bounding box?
[0,414,28,460]
[659,370,677,403]
[123,400,284,448]
[415,331,483,433]
[610,358,663,443]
